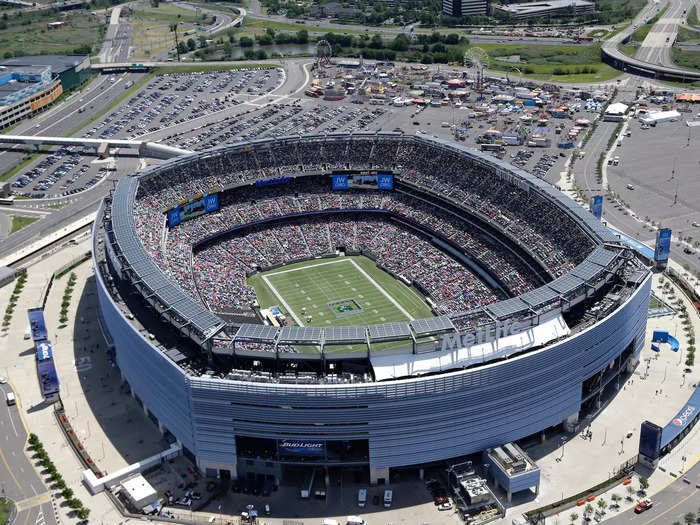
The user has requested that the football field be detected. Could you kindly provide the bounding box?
[248,256,433,329]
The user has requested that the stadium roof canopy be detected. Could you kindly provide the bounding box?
[112,178,224,339]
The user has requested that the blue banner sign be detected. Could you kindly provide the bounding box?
[377,173,394,190]
[332,174,349,190]
[655,228,672,263]
[589,195,603,219]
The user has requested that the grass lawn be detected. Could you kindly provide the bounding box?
[0,498,13,525]
[130,1,209,24]
[671,47,700,71]
[10,215,39,234]
[476,43,622,83]
[689,5,699,27]
[676,26,700,43]
[244,17,374,36]
[131,19,196,59]
[619,43,638,57]
[0,10,103,57]
[587,29,608,38]
[595,0,647,24]
[248,256,433,353]
[604,23,631,40]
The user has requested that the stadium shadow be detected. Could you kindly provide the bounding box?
[71,274,167,470]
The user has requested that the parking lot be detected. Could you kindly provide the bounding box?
[10,146,113,199]
[84,68,283,141]
[4,64,611,203]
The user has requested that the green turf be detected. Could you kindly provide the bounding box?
[248,256,434,353]
[10,215,38,234]
[676,26,700,44]
[0,498,12,525]
[671,47,700,72]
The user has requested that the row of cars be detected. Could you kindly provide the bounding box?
[10,146,110,199]
[167,102,387,150]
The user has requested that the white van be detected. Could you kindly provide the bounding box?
[24,325,31,340]
[383,489,393,508]
[357,488,367,507]
[6,392,15,405]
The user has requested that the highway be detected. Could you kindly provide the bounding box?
[0,382,57,525]
[602,0,700,79]
[636,0,695,67]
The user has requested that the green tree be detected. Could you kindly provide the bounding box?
[584,503,594,518]
[67,498,82,510]
[239,36,253,47]
[626,485,635,499]
[61,487,74,500]
[186,38,196,51]
[569,512,578,523]
[390,33,410,51]
[639,477,649,492]
[597,499,607,513]
[611,493,621,508]
[445,32,459,45]
[369,34,383,49]
[295,29,308,44]
[77,508,90,520]
[684,512,696,525]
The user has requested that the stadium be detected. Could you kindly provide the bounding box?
[93,133,651,484]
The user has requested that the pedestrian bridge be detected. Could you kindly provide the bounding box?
[0,135,192,159]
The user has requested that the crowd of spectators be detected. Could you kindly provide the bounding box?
[131,136,596,322]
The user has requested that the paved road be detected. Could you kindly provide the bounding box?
[604,462,700,523]
[602,0,700,79]
[0,382,57,525]
[637,0,694,67]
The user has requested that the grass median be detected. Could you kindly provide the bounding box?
[10,215,39,234]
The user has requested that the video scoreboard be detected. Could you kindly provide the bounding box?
[166,192,220,228]
[332,171,394,191]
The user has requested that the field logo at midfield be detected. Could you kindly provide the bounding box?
[328,298,364,318]
[441,319,527,352]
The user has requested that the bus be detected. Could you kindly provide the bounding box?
[0,196,14,205]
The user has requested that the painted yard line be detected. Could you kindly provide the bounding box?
[261,273,304,326]
[347,258,413,320]
[264,257,350,278]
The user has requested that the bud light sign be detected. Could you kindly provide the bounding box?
[279,439,325,456]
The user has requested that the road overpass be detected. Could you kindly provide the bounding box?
[601,0,700,80]
[0,135,192,159]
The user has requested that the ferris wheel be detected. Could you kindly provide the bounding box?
[463,47,489,90]
[316,40,333,69]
